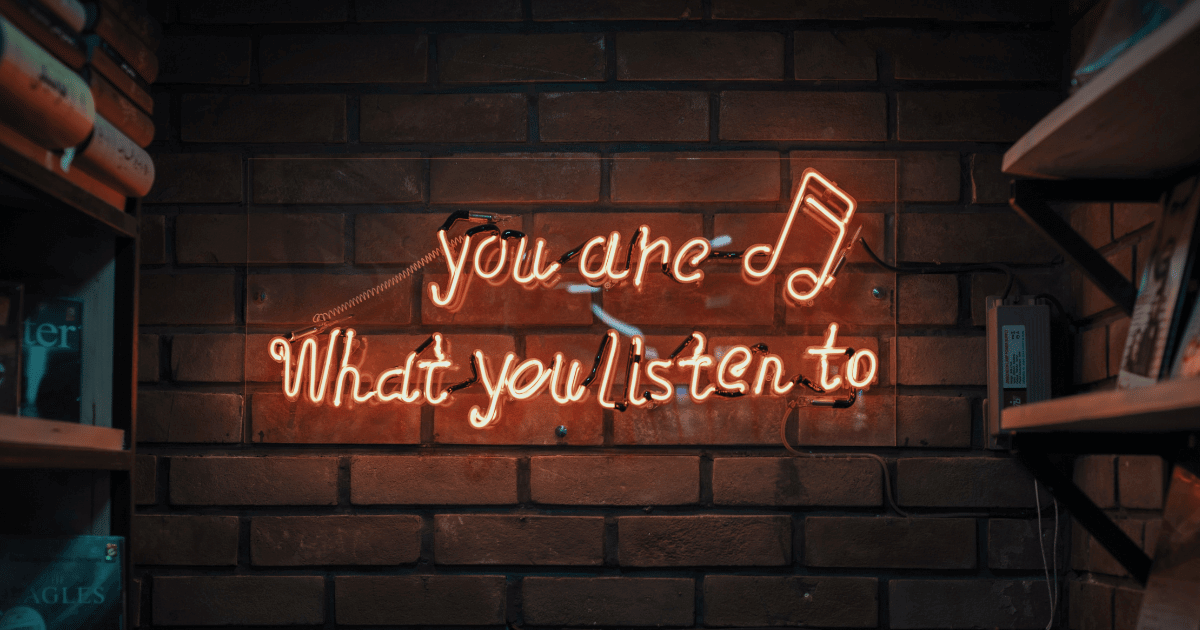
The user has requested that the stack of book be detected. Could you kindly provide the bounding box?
[0,0,157,209]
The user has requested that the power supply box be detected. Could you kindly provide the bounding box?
[986,295,1052,447]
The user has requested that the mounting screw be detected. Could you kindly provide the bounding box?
[555,425,568,438]
[871,287,885,299]
[256,290,267,302]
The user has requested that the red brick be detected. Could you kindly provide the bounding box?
[132,515,238,565]
[440,34,604,83]
[252,154,422,204]
[179,1,345,23]
[1144,517,1162,554]
[434,394,604,445]
[247,273,412,326]
[540,91,708,142]
[138,334,159,383]
[704,576,877,627]
[897,457,1046,508]
[1119,455,1164,509]
[1114,587,1143,630]
[533,211,703,256]
[421,273,591,327]
[351,455,517,505]
[794,30,876,80]
[713,211,885,266]
[1109,317,1130,378]
[534,0,699,20]
[171,456,338,505]
[893,33,1057,82]
[987,518,1057,570]
[1074,455,1116,508]
[138,391,242,443]
[175,213,343,265]
[806,516,976,569]
[611,151,779,203]
[251,515,421,566]
[1068,580,1113,630]
[434,515,604,565]
[245,333,290,382]
[158,36,250,84]
[896,395,971,448]
[170,333,243,381]
[523,577,693,627]
[250,393,421,444]
[790,150,959,202]
[1113,202,1159,238]
[530,455,699,506]
[154,576,325,625]
[617,32,784,80]
[713,0,1050,21]
[181,94,346,143]
[357,0,521,21]
[1078,247,1132,316]
[145,153,242,204]
[336,576,506,625]
[713,456,881,506]
[970,270,1070,326]
[140,215,166,264]
[430,152,599,203]
[897,91,1060,142]
[971,152,1009,204]
[796,391,894,447]
[784,271,894,327]
[361,94,527,143]
[721,91,886,141]
[604,271,775,326]
[897,336,985,385]
[355,213,458,264]
[615,394,782,445]
[135,454,156,504]
[1078,325,1108,384]
[1070,202,1112,249]
[898,275,958,325]
[899,212,1059,264]
[260,34,426,84]
[890,580,1051,629]
[620,515,790,566]
[342,333,514,385]
[1074,519,1142,576]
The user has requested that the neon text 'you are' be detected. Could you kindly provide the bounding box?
[268,168,880,427]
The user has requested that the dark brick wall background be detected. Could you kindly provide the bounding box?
[131,1,1158,627]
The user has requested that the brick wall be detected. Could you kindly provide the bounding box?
[136,1,1074,627]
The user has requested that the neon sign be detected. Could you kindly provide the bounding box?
[268,168,880,427]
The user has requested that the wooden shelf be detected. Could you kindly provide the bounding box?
[0,443,133,469]
[0,121,136,238]
[1002,0,1200,180]
[1001,376,1200,432]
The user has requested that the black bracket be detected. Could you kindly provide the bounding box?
[1009,179,1164,317]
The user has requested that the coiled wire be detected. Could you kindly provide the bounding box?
[311,234,466,323]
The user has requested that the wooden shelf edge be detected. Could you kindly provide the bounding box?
[1002,0,1200,179]
[1001,376,1200,432]
[0,414,126,451]
[0,443,132,469]
[0,124,137,238]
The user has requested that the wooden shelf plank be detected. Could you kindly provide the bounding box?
[0,121,136,238]
[1001,376,1200,432]
[0,443,132,469]
[1003,0,1200,180]
[0,414,126,450]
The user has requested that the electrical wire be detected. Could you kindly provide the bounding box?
[1035,479,1060,629]
[858,238,1016,300]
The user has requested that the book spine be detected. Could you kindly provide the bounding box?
[0,0,85,68]
[94,0,156,50]
[87,68,150,147]
[0,16,93,149]
[83,33,150,112]
[88,3,154,82]
[75,112,153,196]
[37,0,83,32]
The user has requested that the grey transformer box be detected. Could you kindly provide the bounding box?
[986,295,1052,449]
